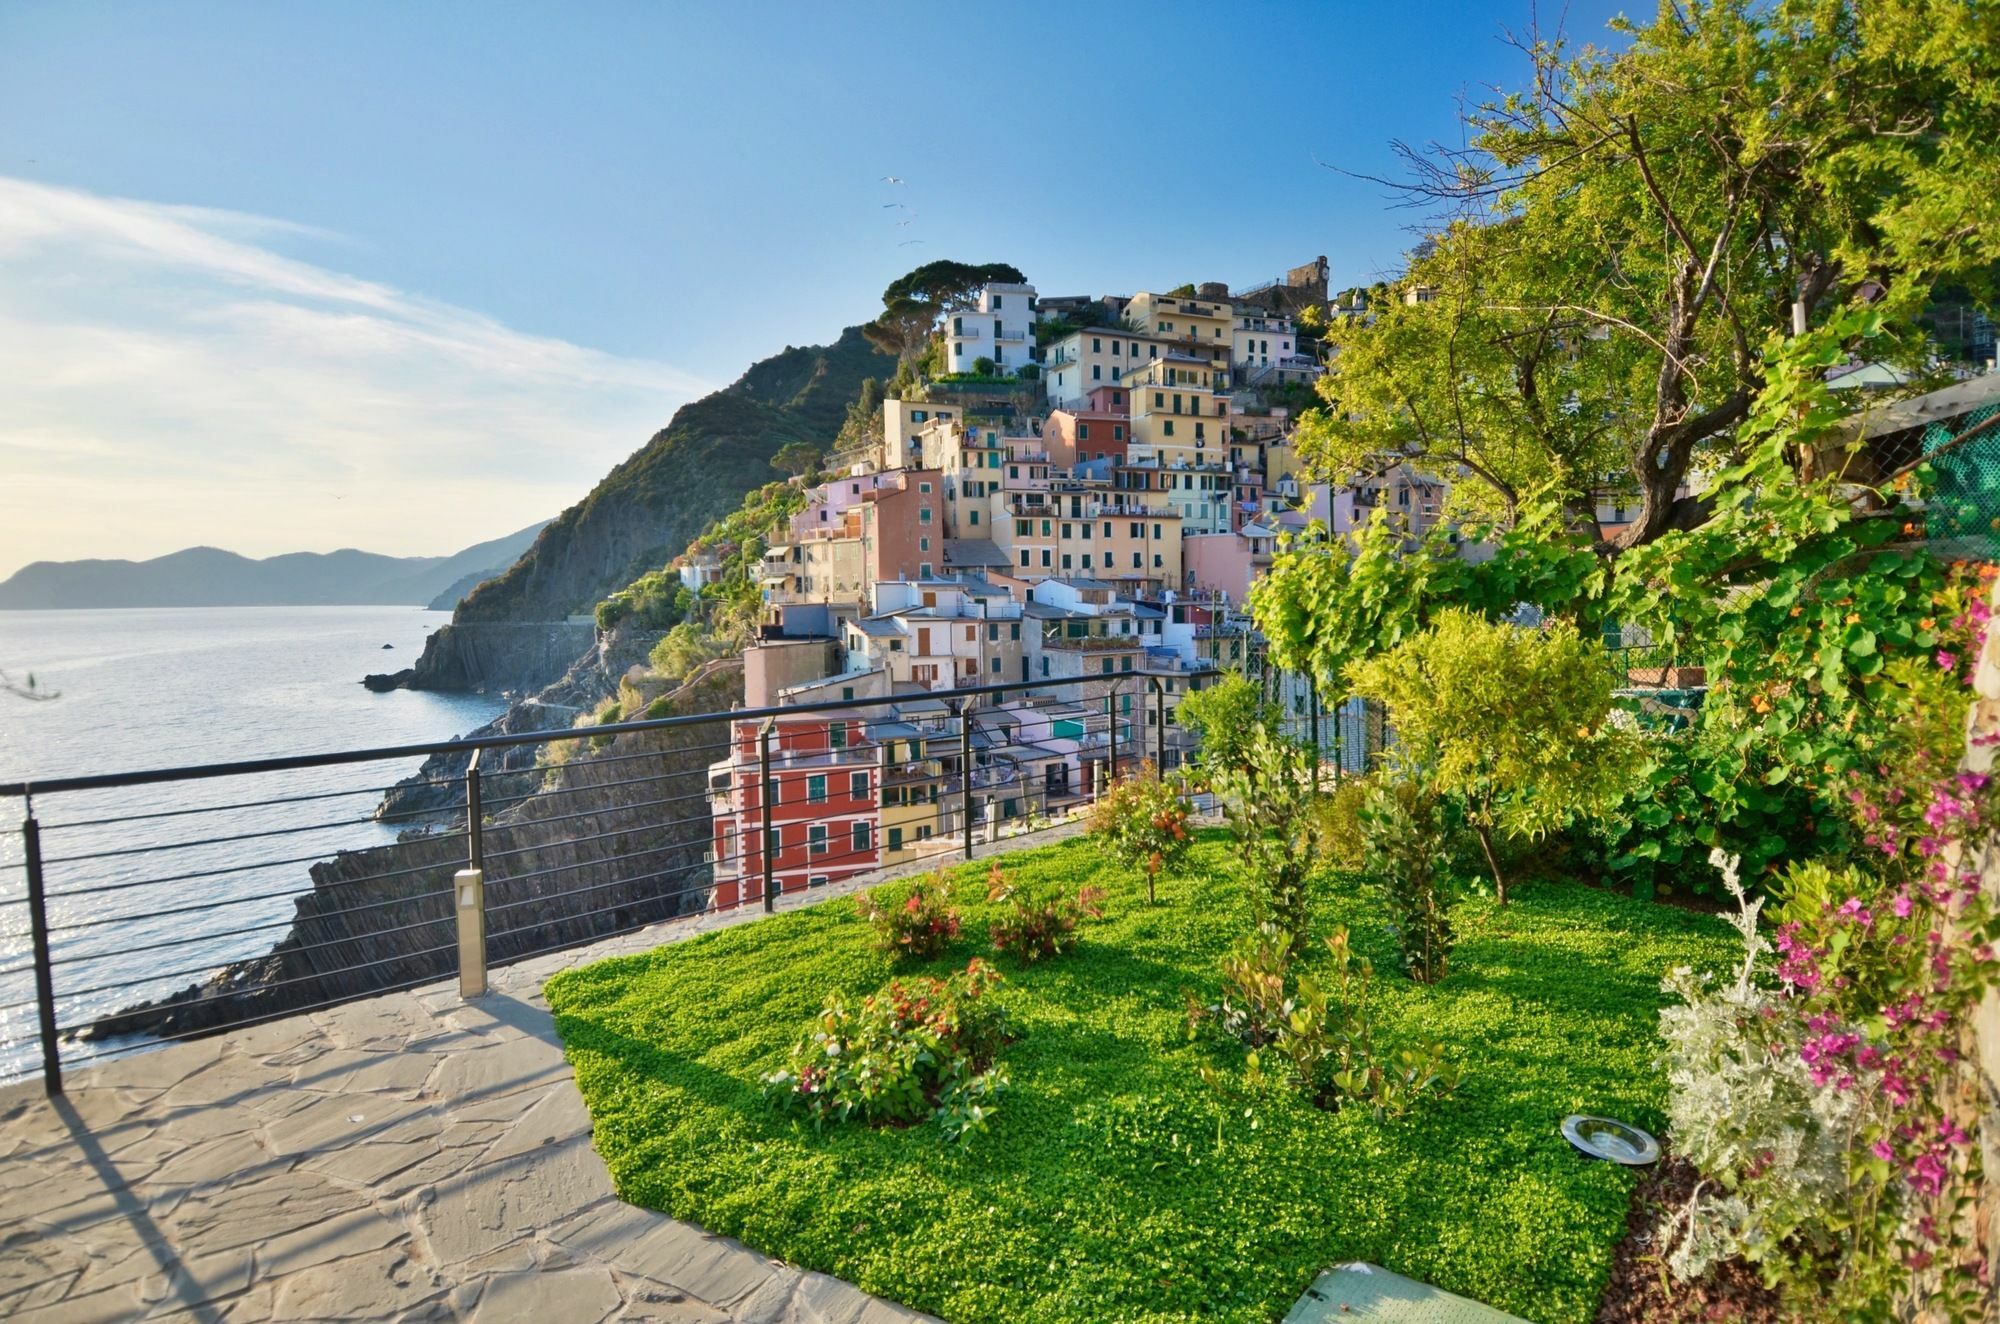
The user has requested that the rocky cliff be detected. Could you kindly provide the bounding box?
[85,663,745,1042]
[384,326,890,696]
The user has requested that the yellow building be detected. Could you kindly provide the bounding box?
[1125,291,1235,356]
[1121,355,1230,466]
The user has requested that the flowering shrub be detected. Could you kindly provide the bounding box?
[1661,568,2000,1319]
[1189,923,1460,1118]
[1087,761,1193,904]
[763,958,1012,1143]
[856,871,961,960]
[985,860,1105,963]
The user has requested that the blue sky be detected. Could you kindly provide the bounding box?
[0,1,1634,573]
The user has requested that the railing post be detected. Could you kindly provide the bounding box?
[1309,682,1322,794]
[455,759,487,999]
[959,701,975,861]
[22,802,61,1095]
[1107,683,1120,782]
[1150,677,1166,771]
[758,719,776,912]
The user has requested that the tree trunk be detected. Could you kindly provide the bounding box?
[1474,822,1508,906]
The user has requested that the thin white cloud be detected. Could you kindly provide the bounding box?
[0,176,713,575]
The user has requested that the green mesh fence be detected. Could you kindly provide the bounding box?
[1924,401,2000,561]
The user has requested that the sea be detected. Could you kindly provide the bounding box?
[0,606,508,1081]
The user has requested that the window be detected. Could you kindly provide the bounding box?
[1009,465,1018,479]
[1091,337,1101,352]
[1041,549,1051,567]
[919,562,932,578]
[809,875,829,888]
[1092,365,1101,381]
[829,724,846,750]
[1154,553,1164,567]
[1154,392,1164,408]
[991,656,1002,674]
[919,536,930,552]
[850,771,868,799]
[1041,519,1052,536]
[987,622,999,641]
[887,826,904,852]
[1130,522,1142,538]
[1163,421,1174,437]
[1154,524,1164,540]
[965,625,976,642]
[1062,554,1073,569]
[953,317,963,335]
[1100,658,1113,674]
[919,506,933,524]
[850,819,872,854]
[1020,550,1031,567]
[1061,522,1072,539]
[1015,518,1031,536]
[919,481,932,493]
[969,510,980,526]
[807,774,827,803]
[766,825,782,856]
[1113,424,1124,441]
[809,824,827,855]
[1010,622,1020,640]
[1132,552,1142,568]
[1082,554,1093,569]
[993,294,1003,309]
[1122,656,1134,672]
[1078,423,1089,441]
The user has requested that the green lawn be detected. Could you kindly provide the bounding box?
[546,832,1732,1324]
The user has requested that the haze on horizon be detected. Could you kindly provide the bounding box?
[0,0,1632,580]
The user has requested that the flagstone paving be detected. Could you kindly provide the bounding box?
[0,844,1023,1324]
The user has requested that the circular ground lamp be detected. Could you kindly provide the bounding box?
[1561,1114,1660,1165]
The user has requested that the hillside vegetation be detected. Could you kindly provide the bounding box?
[456,326,892,624]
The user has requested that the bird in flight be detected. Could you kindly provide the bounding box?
[882,202,909,210]
[881,175,905,185]
[898,239,924,247]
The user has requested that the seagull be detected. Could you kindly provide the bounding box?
[898,239,924,247]
[881,176,905,185]
[896,218,914,226]
[881,202,909,210]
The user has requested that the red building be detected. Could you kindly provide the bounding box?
[708,711,881,907]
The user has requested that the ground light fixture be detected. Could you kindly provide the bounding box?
[1560,1114,1661,1165]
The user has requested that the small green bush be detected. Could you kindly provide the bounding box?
[1314,775,1374,871]
[1359,778,1460,984]
[857,872,962,960]
[1210,729,1323,951]
[763,958,1011,1143]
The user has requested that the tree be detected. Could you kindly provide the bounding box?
[1301,0,2000,547]
[1086,763,1192,905]
[1176,672,1279,777]
[1344,609,1633,904]
[862,260,1026,364]
[770,441,823,479]
[1209,727,1324,951]
[970,356,996,378]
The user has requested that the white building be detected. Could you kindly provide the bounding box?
[1232,311,1296,372]
[945,283,1037,375]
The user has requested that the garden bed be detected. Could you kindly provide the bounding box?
[547,832,1733,1324]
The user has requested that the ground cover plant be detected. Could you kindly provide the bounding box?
[548,831,1734,1324]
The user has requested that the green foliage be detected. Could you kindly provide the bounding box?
[770,440,824,478]
[865,261,1026,363]
[596,569,694,633]
[1085,762,1193,904]
[1177,672,1280,776]
[1209,728,1323,950]
[985,861,1104,964]
[856,872,963,961]
[763,958,1012,1145]
[1345,610,1634,903]
[549,832,1735,1324]
[1359,778,1460,984]
[461,325,890,624]
[970,355,996,377]
[1313,776,1374,872]
[1297,0,1999,542]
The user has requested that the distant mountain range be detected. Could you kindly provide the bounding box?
[0,522,549,611]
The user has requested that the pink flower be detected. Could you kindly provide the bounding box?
[1937,651,1958,671]
[1908,1152,1950,1196]
[1872,1139,1896,1162]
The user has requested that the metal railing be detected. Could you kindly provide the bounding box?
[0,670,1367,1093]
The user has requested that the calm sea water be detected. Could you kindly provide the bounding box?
[0,607,507,1080]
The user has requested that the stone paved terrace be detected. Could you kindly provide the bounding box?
[0,845,1013,1324]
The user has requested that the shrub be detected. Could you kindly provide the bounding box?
[1314,775,1374,871]
[1345,609,1636,903]
[763,959,1011,1143]
[857,872,961,960]
[971,355,996,376]
[1358,777,1459,984]
[986,861,1104,963]
[1086,762,1192,904]
[1191,924,1459,1118]
[1209,728,1322,951]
